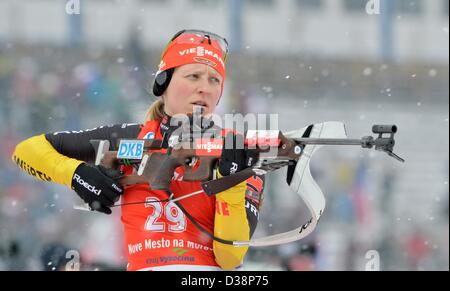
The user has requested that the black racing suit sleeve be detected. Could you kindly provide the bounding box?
[45,124,143,163]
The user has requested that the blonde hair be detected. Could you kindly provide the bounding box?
[144,98,165,123]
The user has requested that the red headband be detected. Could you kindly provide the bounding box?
[157,34,227,95]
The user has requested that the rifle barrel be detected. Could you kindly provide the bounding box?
[292,138,364,146]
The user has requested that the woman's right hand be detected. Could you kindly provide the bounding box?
[218,132,259,176]
[71,163,124,214]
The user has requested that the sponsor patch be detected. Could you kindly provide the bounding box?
[194,57,217,67]
[195,138,223,156]
[143,132,155,140]
[117,140,145,159]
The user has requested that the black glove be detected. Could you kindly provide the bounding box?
[218,132,259,176]
[71,163,124,215]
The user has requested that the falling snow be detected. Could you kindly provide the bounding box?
[363,67,373,76]
[1,0,447,272]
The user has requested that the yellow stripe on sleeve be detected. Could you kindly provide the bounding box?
[11,134,84,188]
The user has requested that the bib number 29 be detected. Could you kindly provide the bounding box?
[144,197,187,233]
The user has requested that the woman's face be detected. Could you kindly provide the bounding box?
[162,64,223,116]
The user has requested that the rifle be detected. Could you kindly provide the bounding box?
[85,122,404,247]
[90,124,404,195]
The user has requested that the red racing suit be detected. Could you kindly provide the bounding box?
[12,115,265,270]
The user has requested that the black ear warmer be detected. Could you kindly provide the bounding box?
[152,68,175,97]
[152,67,222,105]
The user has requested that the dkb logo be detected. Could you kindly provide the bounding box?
[118,140,145,160]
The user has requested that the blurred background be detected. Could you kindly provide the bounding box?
[0,0,448,271]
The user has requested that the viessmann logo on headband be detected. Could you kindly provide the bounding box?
[178,46,225,68]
